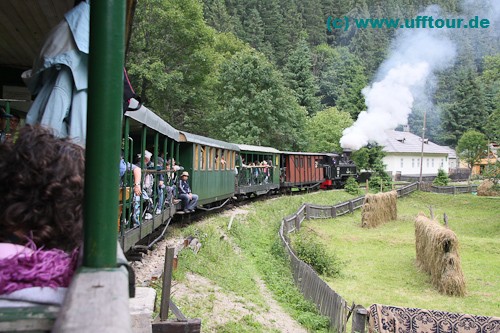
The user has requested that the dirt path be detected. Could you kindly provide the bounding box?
[131,209,307,332]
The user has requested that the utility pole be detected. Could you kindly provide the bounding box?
[419,110,426,184]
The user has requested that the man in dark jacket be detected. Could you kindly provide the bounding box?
[178,171,198,213]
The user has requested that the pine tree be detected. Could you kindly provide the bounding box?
[314,45,367,117]
[441,69,488,147]
[283,39,322,115]
[297,0,326,46]
[202,0,233,32]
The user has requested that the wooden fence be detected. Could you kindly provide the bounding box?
[279,182,418,332]
[418,183,478,194]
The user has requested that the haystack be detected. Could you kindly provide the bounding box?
[415,213,466,296]
[361,191,397,228]
[477,180,500,197]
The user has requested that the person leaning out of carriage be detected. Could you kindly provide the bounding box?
[178,171,198,213]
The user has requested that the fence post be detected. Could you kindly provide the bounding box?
[453,186,456,195]
[306,204,311,220]
[331,206,337,218]
[349,200,354,213]
[160,246,175,321]
[351,305,367,333]
[295,214,300,231]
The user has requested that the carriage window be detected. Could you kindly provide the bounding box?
[215,148,220,170]
[209,147,214,170]
[194,145,199,171]
[275,155,279,167]
[221,149,226,170]
[201,146,206,170]
[300,157,304,168]
[295,157,299,166]
[308,157,312,167]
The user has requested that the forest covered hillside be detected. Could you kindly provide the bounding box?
[126,0,499,151]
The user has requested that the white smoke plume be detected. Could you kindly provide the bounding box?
[340,7,457,150]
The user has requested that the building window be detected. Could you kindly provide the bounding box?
[400,158,404,168]
[432,158,434,167]
[417,159,420,167]
[441,159,444,168]
[426,158,429,167]
[412,158,415,168]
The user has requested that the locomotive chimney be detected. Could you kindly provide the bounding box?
[342,148,353,162]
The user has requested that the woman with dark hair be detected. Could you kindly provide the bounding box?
[0,125,84,305]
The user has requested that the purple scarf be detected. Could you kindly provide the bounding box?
[0,241,79,294]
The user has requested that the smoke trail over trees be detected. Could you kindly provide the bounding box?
[340,6,457,149]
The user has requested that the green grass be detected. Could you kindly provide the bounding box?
[214,315,280,333]
[303,191,500,317]
[169,190,355,332]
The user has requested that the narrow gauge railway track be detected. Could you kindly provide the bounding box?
[125,189,281,261]
[125,183,324,261]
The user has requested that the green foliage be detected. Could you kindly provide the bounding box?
[368,175,391,193]
[283,39,322,116]
[314,45,367,118]
[456,130,487,175]
[440,69,489,147]
[126,0,499,158]
[292,231,343,277]
[127,0,222,134]
[352,144,389,182]
[215,315,272,333]
[481,54,500,142]
[482,161,500,187]
[344,176,361,195]
[304,107,353,152]
[213,49,307,150]
[433,168,450,186]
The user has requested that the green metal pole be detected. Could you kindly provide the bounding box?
[170,140,174,163]
[154,132,159,205]
[4,102,11,132]
[176,142,180,166]
[83,0,125,268]
[121,118,130,232]
[139,125,147,223]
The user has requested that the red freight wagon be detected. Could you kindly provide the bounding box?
[280,152,326,189]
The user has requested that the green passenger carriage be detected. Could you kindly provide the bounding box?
[120,104,181,252]
[178,132,239,208]
[234,144,281,197]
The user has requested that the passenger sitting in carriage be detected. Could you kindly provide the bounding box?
[165,158,183,206]
[178,171,198,213]
[0,125,83,306]
[134,150,154,222]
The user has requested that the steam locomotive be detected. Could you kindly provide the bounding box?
[318,149,358,189]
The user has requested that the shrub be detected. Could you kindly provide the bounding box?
[292,231,343,277]
[368,175,392,193]
[433,168,450,186]
[344,176,361,195]
[483,161,500,187]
